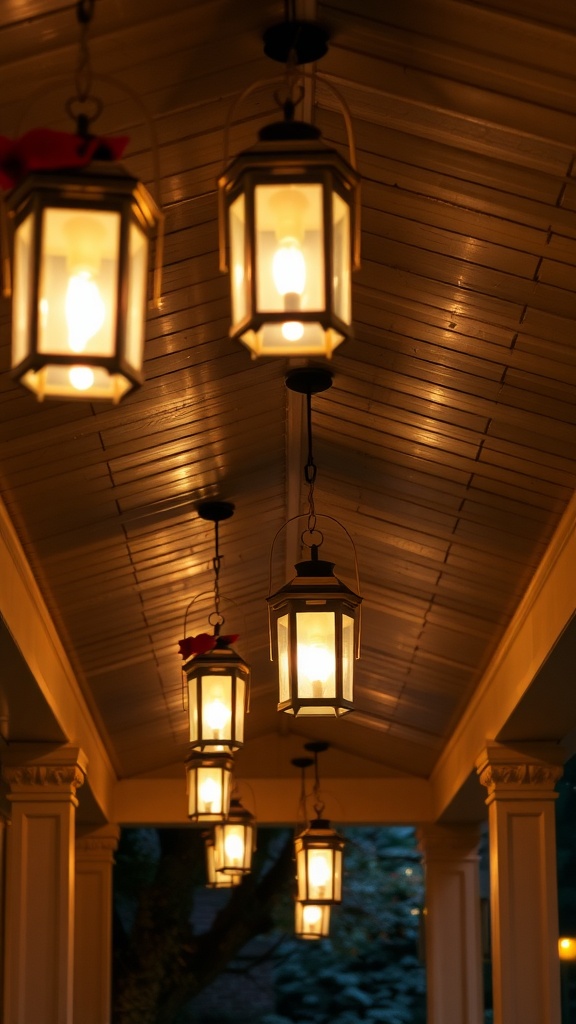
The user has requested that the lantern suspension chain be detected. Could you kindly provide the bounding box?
[310,744,326,819]
[304,390,318,536]
[210,518,224,636]
[67,0,103,132]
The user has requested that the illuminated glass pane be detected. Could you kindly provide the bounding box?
[296,610,336,699]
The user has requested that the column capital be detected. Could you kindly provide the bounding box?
[476,743,563,799]
[2,743,87,799]
[76,824,120,859]
[418,822,482,861]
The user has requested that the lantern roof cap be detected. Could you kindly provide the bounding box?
[258,119,321,143]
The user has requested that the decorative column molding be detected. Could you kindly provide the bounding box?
[75,825,120,1024]
[417,823,484,1024]
[2,744,87,1024]
[476,742,564,1024]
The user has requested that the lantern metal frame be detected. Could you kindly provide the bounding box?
[8,165,159,402]
[203,831,243,889]
[185,750,234,823]
[181,501,250,752]
[218,18,360,360]
[293,741,345,905]
[213,795,257,876]
[5,0,162,403]
[294,900,331,940]
[268,368,362,716]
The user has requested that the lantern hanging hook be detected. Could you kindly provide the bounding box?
[198,501,235,637]
[304,741,329,820]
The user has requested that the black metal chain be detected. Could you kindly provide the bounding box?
[304,391,317,535]
[66,0,102,132]
[210,519,223,634]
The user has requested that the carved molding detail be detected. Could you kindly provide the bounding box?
[3,764,85,792]
[76,834,119,855]
[478,762,563,793]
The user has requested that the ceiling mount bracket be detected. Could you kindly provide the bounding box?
[263,20,329,66]
[197,501,235,523]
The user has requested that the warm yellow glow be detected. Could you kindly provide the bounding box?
[281,320,304,342]
[297,641,335,697]
[559,937,576,960]
[65,272,106,353]
[68,366,96,392]
[199,776,221,812]
[302,904,322,926]
[308,851,331,896]
[224,829,245,865]
[272,242,306,297]
[204,697,231,737]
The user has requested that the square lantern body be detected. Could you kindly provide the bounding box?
[219,122,359,359]
[184,643,249,752]
[294,819,345,904]
[268,556,361,716]
[294,900,331,940]
[204,832,243,889]
[7,162,159,402]
[186,751,233,822]
[213,798,256,875]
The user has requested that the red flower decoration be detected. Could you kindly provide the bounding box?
[178,633,240,660]
[0,128,129,190]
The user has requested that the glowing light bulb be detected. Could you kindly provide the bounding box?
[199,776,221,812]
[272,241,306,297]
[224,830,244,865]
[308,852,331,896]
[298,641,335,697]
[303,905,322,926]
[204,697,231,738]
[65,271,106,354]
[68,366,95,392]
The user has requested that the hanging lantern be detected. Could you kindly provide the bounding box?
[179,502,250,750]
[268,546,361,716]
[203,831,243,889]
[295,817,345,904]
[268,369,361,715]
[184,640,249,751]
[218,20,360,359]
[185,751,233,822]
[294,901,331,940]
[3,1,162,403]
[213,796,256,875]
[7,161,159,402]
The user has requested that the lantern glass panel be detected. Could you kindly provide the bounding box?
[307,848,335,902]
[125,219,148,369]
[254,183,324,317]
[277,613,290,705]
[296,609,336,700]
[13,213,33,367]
[233,675,246,744]
[214,822,253,874]
[187,763,229,819]
[38,207,120,358]
[295,901,330,940]
[229,192,247,325]
[200,674,233,743]
[332,191,351,325]
[342,612,354,703]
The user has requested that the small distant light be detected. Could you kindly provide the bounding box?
[410,908,420,916]
[405,867,413,876]
[559,937,576,960]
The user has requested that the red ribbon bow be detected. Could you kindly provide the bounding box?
[178,633,240,660]
[0,128,129,190]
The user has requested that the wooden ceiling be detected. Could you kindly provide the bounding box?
[1,0,576,804]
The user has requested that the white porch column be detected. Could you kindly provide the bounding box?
[418,823,484,1024]
[476,742,564,1024]
[2,743,87,1024]
[74,825,120,1024]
